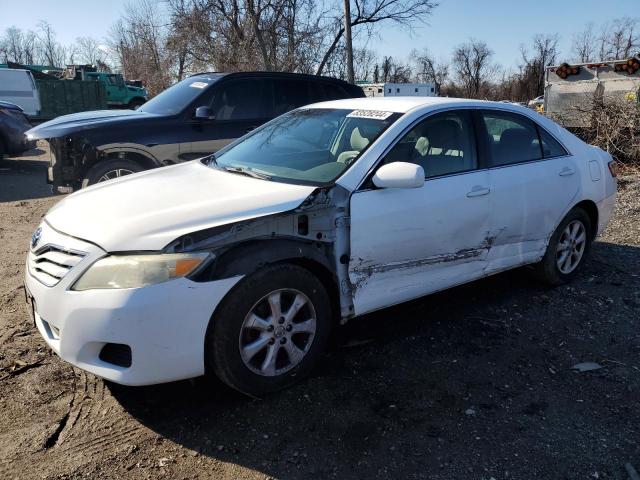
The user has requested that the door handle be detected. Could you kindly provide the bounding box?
[559,167,576,176]
[466,186,490,198]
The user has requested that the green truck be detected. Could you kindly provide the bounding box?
[1,63,148,119]
[63,65,148,109]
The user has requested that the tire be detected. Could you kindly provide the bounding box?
[533,208,592,286]
[207,264,332,397]
[81,159,143,187]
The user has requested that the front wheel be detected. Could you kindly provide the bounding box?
[533,208,592,285]
[81,159,143,187]
[206,264,332,396]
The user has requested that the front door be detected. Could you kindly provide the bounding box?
[348,110,491,315]
[185,78,273,160]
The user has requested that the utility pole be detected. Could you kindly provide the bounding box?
[343,0,354,83]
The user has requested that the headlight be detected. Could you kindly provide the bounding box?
[72,252,211,291]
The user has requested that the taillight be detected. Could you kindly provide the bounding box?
[607,160,619,178]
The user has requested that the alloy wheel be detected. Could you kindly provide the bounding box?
[98,168,134,182]
[556,219,587,274]
[239,289,317,376]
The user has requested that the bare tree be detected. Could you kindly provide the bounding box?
[411,48,448,93]
[374,55,411,82]
[572,23,596,63]
[596,18,640,60]
[316,0,438,76]
[167,0,326,74]
[0,27,39,64]
[353,47,376,81]
[37,21,66,66]
[520,33,560,97]
[108,0,173,95]
[76,36,107,65]
[607,17,640,58]
[452,39,498,98]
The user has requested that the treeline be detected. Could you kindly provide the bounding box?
[0,1,638,102]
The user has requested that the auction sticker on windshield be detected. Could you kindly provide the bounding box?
[347,110,394,120]
[189,81,208,89]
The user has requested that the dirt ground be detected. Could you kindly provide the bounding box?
[1,142,639,480]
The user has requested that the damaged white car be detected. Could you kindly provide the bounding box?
[25,97,617,395]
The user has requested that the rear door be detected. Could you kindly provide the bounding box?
[479,109,580,272]
[187,77,273,159]
[348,109,491,315]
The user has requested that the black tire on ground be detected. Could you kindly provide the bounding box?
[81,159,144,187]
[206,263,332,397]
[533,207,593,286]
[128,99,145,110]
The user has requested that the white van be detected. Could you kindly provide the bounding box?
[0,69,41,117]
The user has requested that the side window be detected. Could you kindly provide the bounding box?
[481,111,542,167]
[538,127,567,158]
[210,79,270,121]
[273,80,311,116]
[382,110,477,178]
[320,83,347,101]
[307,81,327,104]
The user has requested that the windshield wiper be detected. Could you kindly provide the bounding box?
[223,166,272,180]
[205,153,218,167]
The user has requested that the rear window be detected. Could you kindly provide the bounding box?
[538,128,568,158]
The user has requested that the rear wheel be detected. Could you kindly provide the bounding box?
[206,264,332,396]
[533,208,592,285]
[81,159,143,187]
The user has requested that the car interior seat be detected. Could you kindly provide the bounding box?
[495,127,538,165]
[336,127,371,164]
[412,119,469,177]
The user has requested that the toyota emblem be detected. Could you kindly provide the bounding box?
[31,227,42,249]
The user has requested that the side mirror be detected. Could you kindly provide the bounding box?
[372,162,425,189]
[194,106,214,120]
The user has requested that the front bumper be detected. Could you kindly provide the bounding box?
[25,222,242,385]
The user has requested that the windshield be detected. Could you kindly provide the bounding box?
[207,108,400,185]
[138,75,221,115]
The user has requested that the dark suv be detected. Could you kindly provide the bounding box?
[26,72,364,192]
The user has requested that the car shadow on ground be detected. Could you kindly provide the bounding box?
[0,156,54,202]
[107,241,640,478]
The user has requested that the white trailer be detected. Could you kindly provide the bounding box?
[361,82,436,97]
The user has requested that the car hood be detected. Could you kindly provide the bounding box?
[45,161,316,252]
[26,109,153,140]
[0,101,24,112]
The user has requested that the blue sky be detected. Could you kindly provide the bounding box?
[0,0,638,69]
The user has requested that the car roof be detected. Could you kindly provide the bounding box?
[189,71,359,86]
[303,96,525,114]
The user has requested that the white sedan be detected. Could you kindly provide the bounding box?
[25,97,617,396]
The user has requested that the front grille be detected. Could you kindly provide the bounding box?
[28,245,86,287]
